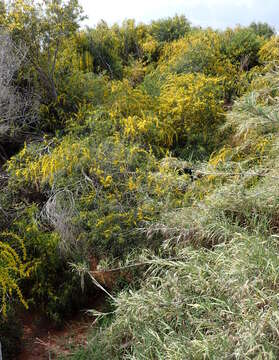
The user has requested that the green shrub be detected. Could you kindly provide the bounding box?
[150,15,191,43]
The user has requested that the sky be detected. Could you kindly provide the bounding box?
[79,0,279,31]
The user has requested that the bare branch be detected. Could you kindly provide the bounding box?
[0,32,38,143]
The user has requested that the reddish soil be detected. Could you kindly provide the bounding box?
[17,256,124,360]
[18,296,105,360]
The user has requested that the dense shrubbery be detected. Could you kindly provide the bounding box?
[1,0,279,357]
[67,64,279,360]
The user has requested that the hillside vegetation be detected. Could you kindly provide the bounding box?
[1,1,279,358]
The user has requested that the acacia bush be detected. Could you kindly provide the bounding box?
[7,135,188,258]
[259,36,279,62]
[0,231,32,317]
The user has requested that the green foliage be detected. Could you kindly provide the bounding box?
[114,19,144,63]
[150,15,191,43]
[249,21,275,39]
[220,26,264,69]
[82,21,123,78]
[77,19,146,79]
[9,206,98,325]
[4,0,84,102]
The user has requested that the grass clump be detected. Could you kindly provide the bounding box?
[69,232,279,359]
